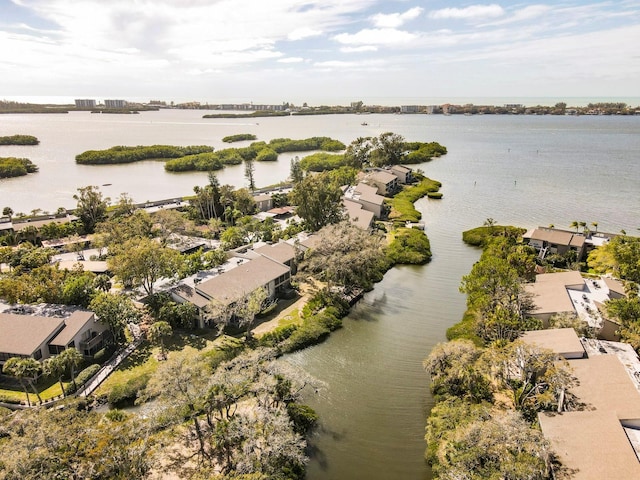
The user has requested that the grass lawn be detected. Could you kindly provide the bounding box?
[95,331,237,397]
[0,376,68,405]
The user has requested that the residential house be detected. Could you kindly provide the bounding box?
[172,255,291,328]
[343,199,375,231]
[520,327,586,359]
[0,310,109,365]
[343,183,385,218]
[523,227,586,260]
[538,352,640,479]
[366,170,399,196]
[252,241,297,269]
[525,271,585,324]
[525,272,628,341]
[253,193,273,212]
[389,165,414,184]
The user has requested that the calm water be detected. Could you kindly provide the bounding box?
[2,111,640,479]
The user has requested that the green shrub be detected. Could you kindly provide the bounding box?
[388,177,442,223]
[427,192,443,199]
[281,320,330,353]
[107,373,151,407]
[65,364,101,395]
[299,152,347,172]
[76,145,212,165]
[201,345,244,370]
[446,311,484,346]
[462,226,526,247]
[315,311,342,331]
[258,324,299,347]
[287,403,319,434]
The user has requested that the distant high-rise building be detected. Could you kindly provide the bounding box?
[104,99,127,109]
[75,99,96,108]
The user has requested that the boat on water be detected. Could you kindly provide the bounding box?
[361,122,368,126]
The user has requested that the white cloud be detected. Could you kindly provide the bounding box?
[278,57,305,63]
[429,4,505,20]
[341,45,378,53]
[288,27,323,41]
[370,6,423,28]
[333,28,417,46]
[481,4,551,26]
[1,0,639,99]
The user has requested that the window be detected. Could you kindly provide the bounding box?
[33,349,43,360]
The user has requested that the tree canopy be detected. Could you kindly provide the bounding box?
[74,185,109,234]
[289,172,344,231]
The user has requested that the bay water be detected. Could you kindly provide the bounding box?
[1,110,639,478]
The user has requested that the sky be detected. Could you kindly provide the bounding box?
[1,0,640,105]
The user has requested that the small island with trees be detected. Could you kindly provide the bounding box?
[0,135,39,145]
[0,157,39,178]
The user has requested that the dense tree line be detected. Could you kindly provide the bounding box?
[164,137,343,173]
[203,110,289,118]
[458,232,538,343]
[0,135,39,145]
[75,145,213,165]
[0,157,38,178]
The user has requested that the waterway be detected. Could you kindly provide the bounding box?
[2,110,640,478]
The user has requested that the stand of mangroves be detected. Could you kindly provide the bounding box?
[0,157,39,178]
[0,135,40,145]
[74,137,346,173]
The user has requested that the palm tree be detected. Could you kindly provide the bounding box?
[43,355,67,397]
[570,221,579,232]
[21,358,43,404]
[2,357,33,406]
[2,207,13,219]
[93,274,112,292]
[60,348,83,391]
[578,221,587,234]
[591,222,598,233]
[147,321,173,359]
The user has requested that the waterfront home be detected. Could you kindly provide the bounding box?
[343,199,375,231]
[520,327,586,359]
[0,309,110,365]
[521,328,640,479]
[365,170,399,196]
[389,165,414,184]
[171,255,291,328]
[523,227,586,260]
[342,182,385,218]
[524,272,627,340]
[538,349,640,479]
[250,241,297,269]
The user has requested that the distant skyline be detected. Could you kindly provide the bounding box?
[1,0,640,105]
